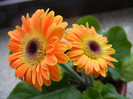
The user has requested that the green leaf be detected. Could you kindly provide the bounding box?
[9,51,13,55]
[42,72,70,93]
[8,82,82,99]
[101,83,127,99]
[7,82,43,99]
[104,26,132,80]
[93,80,104,93]
[102,97,118,99]
[31,86,82,99]
[101,83,118,97]
[77,16,102,34]
[83,87,101,99]
[83,83,127,99]
[121,53,133,82]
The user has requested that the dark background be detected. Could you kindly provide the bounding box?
[0,0,133,28]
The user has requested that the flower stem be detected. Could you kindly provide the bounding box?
[81,71,90,85]
[81,71,94,87]
[88,75,94,85]
[59,63,85,85]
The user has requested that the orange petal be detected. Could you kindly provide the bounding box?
[69,50,84,57]
[49,65,61,81]
[48,36,59,46]
[46,45,55,53]
[102,37,108,44]
[19,65,28,80]
[72,42,82,48]
[78,55,88,68]
[45,54,57,66]
[36,64,40,72]
[26,13,30,25]
[93,69,99,78]
[8,42,19,47]
[98,59,108,72]
[15,64,28,79]
[7,44,19,53]
[59,41,72,49]
[99,68,106,77]
[53,15,63,25]
[41,66,50,80]
[70,28,84,40]
[73,24,83,30]
[40,59,49,70]
[64,32,81,42]
[72,24,86,37]
[21,16,31,33]
[48,26,65,41]
[103,55,118,62]
[104,44,112,49]
[8,31,22,41]
[106,48,115,54]
[32,68,36,85]
[7,52,21,61]
[31,9,44,30]
[11,59,24,69]
[36,66,43,86]
[55,53,69,63]
[14,30,24,38]
[38,15,43,33]
[90,26,97,35]
[25,68,32,85]
[80,25,88,32]
[105,60,115,68]
[35,79,42,91]
[53,43,67,53]
[92,60,100,72]
[42,77,51,86]
[9,60,15,68]
[9,39,20,45]
[59,22,68,28]
[77,65,85,72]
[85,59,93,75]
[43,11,54,35]
[16,26,25,36]
[41,8,49,29]
[45,23,56,39]
[73,59,79,65]
[70,55,82,61]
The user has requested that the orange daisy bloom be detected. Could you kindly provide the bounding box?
[7,9,71,91]
[64,23,117,78]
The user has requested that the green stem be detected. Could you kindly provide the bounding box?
[88,75,94,85]
[81,71,90,85]
[59,63,85,85]
[81,71,94,87]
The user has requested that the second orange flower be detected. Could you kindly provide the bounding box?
[64,23,117,78]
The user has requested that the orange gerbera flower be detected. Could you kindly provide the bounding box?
[64,23,117,78]
[7,9,71,91]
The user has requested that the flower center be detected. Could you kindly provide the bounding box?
[88,40,101,54]
[24,38,46,67]
[83,40,102,59]
[20,31,46,68]
[26,39,39,59]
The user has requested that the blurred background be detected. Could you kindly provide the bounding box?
[0,0,133,99]
[0,0,133,28]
